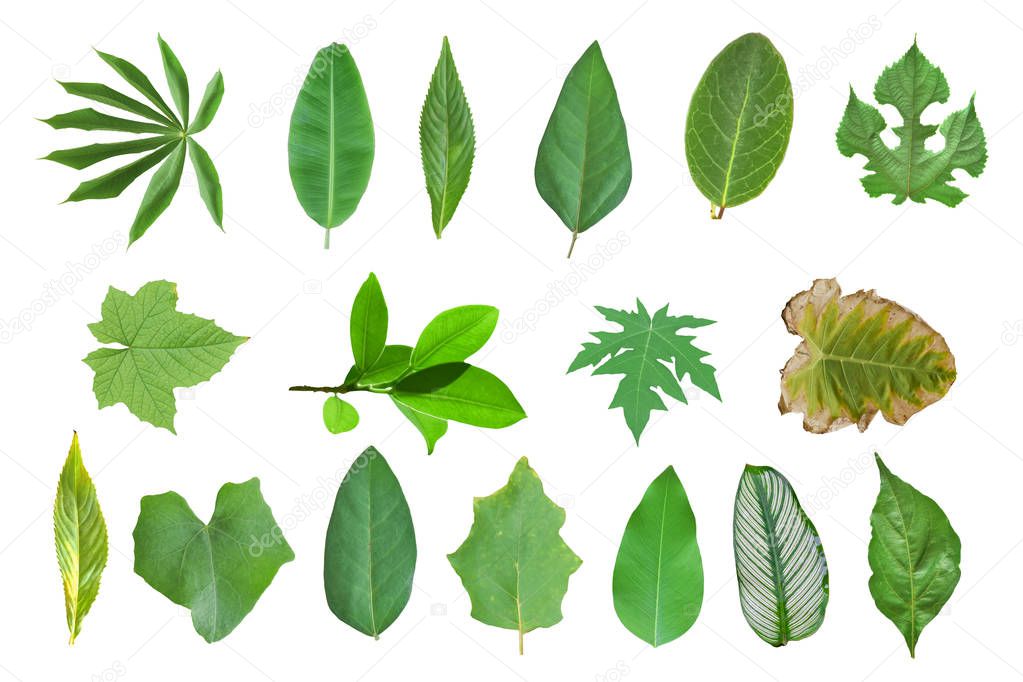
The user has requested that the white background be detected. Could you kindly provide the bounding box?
[0,0,1019,680]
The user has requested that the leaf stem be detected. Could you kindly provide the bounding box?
[324,228,331,249]
[289,384,351,393]
[567,230,579,258]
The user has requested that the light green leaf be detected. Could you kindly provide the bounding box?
[56,81,176,127]
[323,396,359,434]
[393,362,525,428]
[837,40,986,207]
[187,138,223,228]
[133,478,294,642]
[734,465,828,647]
[780,278,956,434]
[54,432,108,645]
[350,273,388,370]
[869,454,961,657]
[325,447,416,638]
[613,466,702,647]
[449,457,581,654]
[535,40,631,257]
[43,136,173,170]
[390,397,447,455]
[157,35,189,128]
[568,300,720,443]
[685,33,793,218]
[129,139,186,244]
[83,280,247,433]
[96,48,180,126]
[357,345,412,387]
[63,141,178,202]
[41,108,174,134]
[420,36,475,237]
[189,70,224,134]
[410,305,497,370]
[288,43,374,247]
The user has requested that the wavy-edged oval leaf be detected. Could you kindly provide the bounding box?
[780,278,956,434]
[288,43,374,246]
[63,141,178,202]
[187,138,223,228]
[535,40,631,257]
[869,454,961,657]
[157,34,189,128]
[325,446,416,638]
[733,465,828,647]
[54,432,108,645]
[449,457,581,654]
[685,33,793,218]
[350,273,388,370]
[392,362,525,428]
[612,466,702,647]
[390,396,447,455]
[411,305,497,370]
[44,136,173,170]
[129,139,186,244]
[56,81,176,126]
[420,36,475,237]
[323,395,359,434]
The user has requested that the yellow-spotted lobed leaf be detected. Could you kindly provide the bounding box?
[779,279,955,433]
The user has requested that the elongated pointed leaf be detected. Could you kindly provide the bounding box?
[325,447,416,638]
[54,432,108,645]
[189,70,224,134]
[357,345,411,387]
[393,362,525,428]
[613,466,702,647]
[410,305,497,370]
[288,43,374,245]
[780,278,956,433]
[449,457,581,654]
[685,33,793,218]
[56,81,176,127]
[869,454,961,657]
[535,40,631,257]
[350,273,387,370]
[96,48,180,126]
[44,136,172,170]
[733,465,828,647]
[391,397,447,454]
[420,36,475,237]
[42,108,174,134]
[64,141,178,202]
[157,35,189,128]
[187,138,223,228]
[129,139,186,244]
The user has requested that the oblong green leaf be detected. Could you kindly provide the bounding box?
[411,305,497,370]
[325,446,416,638]
[420,36,475,237]
[41,108,174,134]
[393,362,525,428]
[288,43,374,246]
[189,70,224,134]
[43,136,172,170]
[129,139,186,244]
[63,141,178,202]
[733,465,829,647]
[54,432,108,645]
[535,40,631,257]
[323,396,359,434]
[187,138,223,228]
[350,273,387,370]
[357,344,412,387]
[869,454,961,657]
[685,33,793,218]
[613,466,703,647]
[157,34,189,128]
[390,396,447,454]
[96,48,180,126]
[56,81,176,127]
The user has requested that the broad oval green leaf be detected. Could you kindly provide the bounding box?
[392,362,525,428]
[780,278,956,434]
[129,139,186,244]
[157,34,189,128]
[535,40,631,257]
[449,457,581,654]
[323,395,359,434]
[54,432,108,645]
[96,48,181,127]
[288,43,375,247]
[411,305,497,370]
[420,36,475,237]
[350,273,388,370]
[390,396,447,455]
[869,454,961,657]
[325,446,416,638]
[612,466,702,647]
[43,136,173,170]
[733,465,828,647]
[56,81,176,127]
[357,344,412,387]
[685,33,792,218]
[133,478,294,642]
[41,108,174,134]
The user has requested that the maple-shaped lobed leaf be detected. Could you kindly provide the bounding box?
[780,279,956,434]
[569,301,721,443]
[836,39,986,207]
[83,280,247,433]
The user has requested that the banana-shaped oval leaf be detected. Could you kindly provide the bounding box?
[733,465,828,647]
[780,278,956,433]
[288,43,375,248]
[685,33,792,219]
[869,454,961,657]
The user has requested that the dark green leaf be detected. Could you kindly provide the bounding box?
[189,70,224,134]
[129,139,186,244]
[410,305,497,370]
[187,138,223,228]
[390,397,447,455]
[393,362,525,428]
[56,81,176,127]
[157,35,189,128]
[96,48,180,126]
[63,141,178,202]
[44,136,172,170]
[41,108,174,134]
[323,396,359,434]
[350,273,388,370]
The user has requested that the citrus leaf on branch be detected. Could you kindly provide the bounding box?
[836,39,986,206]
[779,279,955,434]
[569,300,721,443]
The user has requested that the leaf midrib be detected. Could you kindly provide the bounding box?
[751,472,790,645]
[719,74,753,209]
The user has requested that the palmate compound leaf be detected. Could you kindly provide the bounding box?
[54,432,108,645]
[779,279,956,434]
[837,39,986,207]
[733,465,828,647]
[869,454,961,657]
[568,300,721,443]
[325,447,416,638]
[449,457,581,654]
[685,33,793,219]
[612,466,703,647]
[133,478,294,642]
[83,281,247,434]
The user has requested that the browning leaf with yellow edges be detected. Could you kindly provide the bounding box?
[779,279,955,433]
